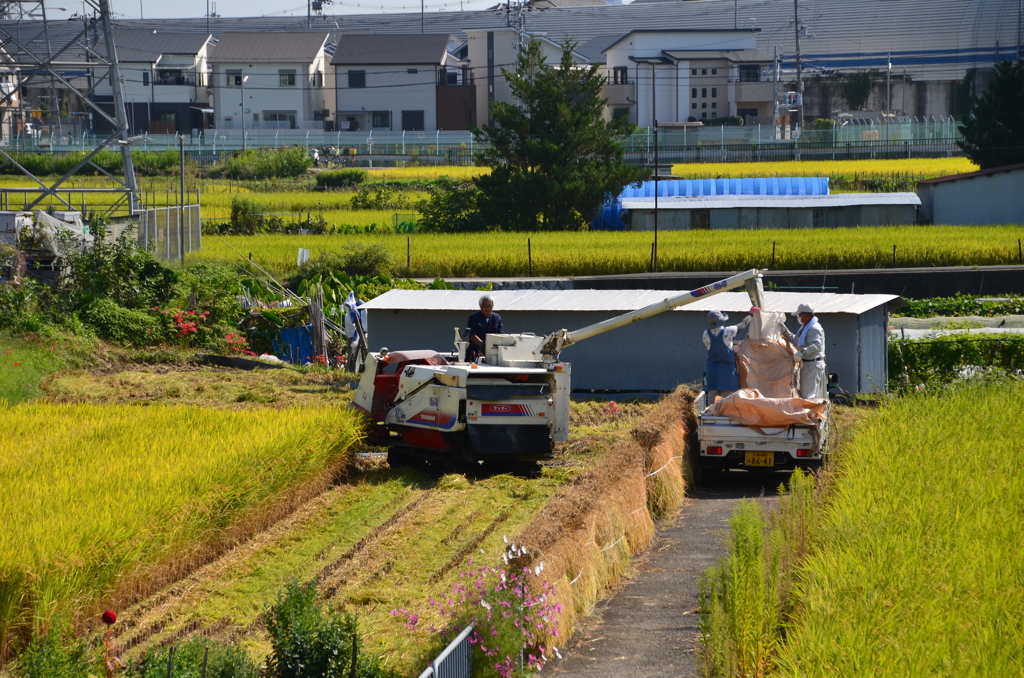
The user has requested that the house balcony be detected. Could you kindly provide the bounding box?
[602,83,633,107]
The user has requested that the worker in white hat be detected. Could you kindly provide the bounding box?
[703,306,759,402]
[782,303,826,399]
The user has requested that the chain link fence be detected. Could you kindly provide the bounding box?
[138,205,201,261]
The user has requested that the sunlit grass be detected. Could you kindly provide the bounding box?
[672,157,976,179]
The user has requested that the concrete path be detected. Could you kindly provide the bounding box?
[552,473,786,678]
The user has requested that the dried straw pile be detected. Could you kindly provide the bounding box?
[515,387,697,645]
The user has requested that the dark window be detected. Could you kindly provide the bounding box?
[702,102,707,109]
[372,111,390,128]
[408,68,418,74]
[702,68,707,75]
[739,65,760,82]
[612,66,628,84]
[701,87,707,97]
[701,112,707,119]
[737,107,758,119]
[691,102,697,109]
[711,68,717,75]
[263,111,297,129]
[157,69,191,85]
[691,68,697,75]
[313,71,323,87]
[279,70,296,87]
[712,112,718,118]
[612,107,630,122]
[226,70,242,86]
[691,87,697,97]
[401,110,424,131]
[348,70,366,88]
[712,102,717,109]
[692,209,710,230]
[142,71,149,86]
[712,87,717,97]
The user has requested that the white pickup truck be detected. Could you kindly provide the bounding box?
[695,390,831,482]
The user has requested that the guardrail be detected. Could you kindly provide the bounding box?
[416,624,474,678]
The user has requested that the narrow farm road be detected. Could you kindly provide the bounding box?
[552,473,786,678]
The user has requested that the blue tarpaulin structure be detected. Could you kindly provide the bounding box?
[592,177,830,230]
[274,325,314,364]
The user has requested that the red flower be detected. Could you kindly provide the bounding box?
[102,610,117,625]
[12,362,19,366]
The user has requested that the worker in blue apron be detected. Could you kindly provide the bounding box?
[703,308,757,403]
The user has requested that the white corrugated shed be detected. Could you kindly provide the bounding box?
[363,289,898,393]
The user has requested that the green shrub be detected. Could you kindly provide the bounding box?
[0,279,47,333]
[417,177,485,233]
[895,292,1024,318]
[349,185,410,210]
[130,636,258,678]
[316,169,368,189]
[889,333,1024,389]
[79,298,163,345]
[229,197,267,235]
[265,580,399,678]
[14,617,102,678]
[293,244,394,282]
[208,147,312,180]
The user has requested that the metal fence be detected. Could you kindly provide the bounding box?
[138,205,201,262]
[416,624,474,678]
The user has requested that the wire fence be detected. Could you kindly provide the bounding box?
[138,205,202,262]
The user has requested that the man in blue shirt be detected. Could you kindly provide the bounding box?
[466,294,503,362]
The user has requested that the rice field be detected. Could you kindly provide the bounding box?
[190,226,1024,278]
[0,402,361,657]
[671,157,977,179]
[773,381,1024,677]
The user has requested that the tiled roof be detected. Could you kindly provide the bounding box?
[331,33,451,65]
[208,32,330,64]
[109,29,211,62]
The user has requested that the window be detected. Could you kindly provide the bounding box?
[372,111,390,128]
[263,111,297,128]
[401,110,425,131]
[226,70,242,86]
[691,102,697,109]
[142,71,149,86]
[313,71,323,87]
[701,88,707,97]
[702,102,707,109]
[701,112,707,119]
[407,68,418,74]
[739,65,760,82]
[157,69,191,85]
[158,112,175,121]
[711,102,717,109]
[711,87,717,98]
[712,112,717,118]
[711,68,717,75]
[348,70,366,88]
[612,107,630,122]
[691,68,697,75]
[612,66,628,84]
[737,108,758,119]
[223,116,233,122]
[279,70,296,87]
[691,87,697,97]
[702,68,707,75]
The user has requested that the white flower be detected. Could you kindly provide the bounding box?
[534,564,542,576]
[553,647,562,660]
[480,600,492,610]
[503,535,509,544]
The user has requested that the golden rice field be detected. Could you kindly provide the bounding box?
[671,157,977,179]
[0,402,361,654]
[191,226,1024,278]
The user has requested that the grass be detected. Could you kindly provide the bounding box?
[771,381,1024,677]
[0,332,99,404]
[0,401,362,659]
[189,226,1024,279]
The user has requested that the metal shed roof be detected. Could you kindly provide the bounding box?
[362,289,898,315]
[621,193,921,210]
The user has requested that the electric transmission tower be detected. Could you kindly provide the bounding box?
[0,0,139,214]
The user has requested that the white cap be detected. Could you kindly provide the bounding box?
[792,303,814,316]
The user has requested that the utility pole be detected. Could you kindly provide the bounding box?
[178,134,185,265]
[733,0,737,30]
[793,0,803,129]
[772,45,780,134]
[886,52,891,112]
[421,0,424,34]
[652,63,658,273]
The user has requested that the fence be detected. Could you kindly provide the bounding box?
[138,205,201,261]
[416,624,474,678]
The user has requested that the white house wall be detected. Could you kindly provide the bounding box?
[213,59,331,129]
[335,64,439,131]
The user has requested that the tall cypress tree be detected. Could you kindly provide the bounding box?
[958,60,1024,170]
[472,39,648,231]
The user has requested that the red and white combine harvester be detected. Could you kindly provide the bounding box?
[351,269,766,474]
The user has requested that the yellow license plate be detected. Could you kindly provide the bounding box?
[745,451,775,468]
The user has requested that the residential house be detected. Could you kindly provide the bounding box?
[209,32,334,131]
[92,30,213,135]
[463,29,589,127]
[602,29,774,126]
[332,33,473,132]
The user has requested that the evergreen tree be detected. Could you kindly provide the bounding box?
[958,60,1024,169]
[472,39,648,231]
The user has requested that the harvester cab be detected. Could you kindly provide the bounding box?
[352,269,765,473]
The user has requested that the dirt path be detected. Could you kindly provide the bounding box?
[552,473,787,678]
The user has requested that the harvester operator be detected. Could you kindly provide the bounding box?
[782,303,826,399]
[703,307,758,402]
[466,294,503,362]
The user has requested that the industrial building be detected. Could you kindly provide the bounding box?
[361,289,900,393]
[623,193,921,230]
[917,163,1024,226]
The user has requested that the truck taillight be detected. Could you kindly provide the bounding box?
[797,448,813,458]
[707,446,723,455]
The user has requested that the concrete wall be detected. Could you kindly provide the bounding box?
[212,56,332,129]
[365,307,883,393]
[335,64,440,131]
[629,204,917,230]
[919,168,1024,225]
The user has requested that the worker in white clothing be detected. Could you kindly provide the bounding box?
[782,303,827,399]
[703,307,758,403]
